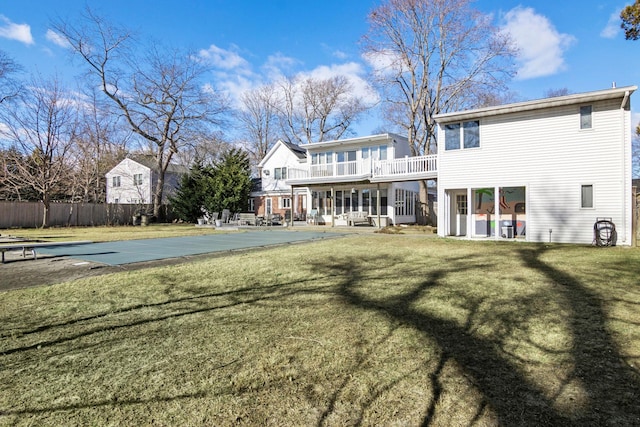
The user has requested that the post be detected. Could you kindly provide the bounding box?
[285,185,296,227]
[331,186,335,227]
[376,183,381,229]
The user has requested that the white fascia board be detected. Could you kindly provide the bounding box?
[434,86,638,123]
[300,133,406,151]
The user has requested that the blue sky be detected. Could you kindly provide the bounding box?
[0,0,638,135]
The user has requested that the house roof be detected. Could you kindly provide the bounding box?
[282,141,307,160]
[258,140,306,167]
[434,86,638,123]
[300,133,407,151]
[128,155,188,174]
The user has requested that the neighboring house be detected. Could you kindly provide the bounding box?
[434,85,636,245]
[105,156,187,205]
[251,140,308,219]
[285,133,433,226]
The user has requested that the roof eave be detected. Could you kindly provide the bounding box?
[434,86,638,123]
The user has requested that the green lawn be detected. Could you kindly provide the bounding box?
[1,235,639,426]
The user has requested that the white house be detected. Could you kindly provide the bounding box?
[434,86,636,245]
[285,133,433,226]
[106,156,187,205]
[252,140,309,219]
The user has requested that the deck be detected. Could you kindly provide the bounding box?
[286,154,437,185]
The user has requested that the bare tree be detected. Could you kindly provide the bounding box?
[53,9,228,217]
[363,0,516,155]
[362,0,516,222]
[239,83,280,166]
[544,88,571,98]
[278,74,371,144]
[68,88,129,203]
[0,50,22,104]
[0,75,78,227]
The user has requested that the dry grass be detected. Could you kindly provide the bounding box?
[1,235,639,426]
[1,224,222,243]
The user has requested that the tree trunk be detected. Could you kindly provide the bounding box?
[418,179,437,226]
[41,195,50,228]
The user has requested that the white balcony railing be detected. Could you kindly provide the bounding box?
[289,160,371,180]
[373,155,437,179]
[287,155,437,183]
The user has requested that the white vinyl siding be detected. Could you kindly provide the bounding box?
[438,97,631,244]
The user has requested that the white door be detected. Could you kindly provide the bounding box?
[455,194,467,236]
[266,198,272,215]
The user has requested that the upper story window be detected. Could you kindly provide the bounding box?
[362,145,387,160]
[445,120,480,150]
[274,167,287,180]
[133,173,143,186]
[580,105,592,129]
[336,150,356,162]
[311,152,333,164]
[112,176,121,187]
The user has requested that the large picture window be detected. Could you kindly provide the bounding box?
[444,120,480,150]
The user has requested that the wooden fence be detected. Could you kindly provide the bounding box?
[0,202,177,228]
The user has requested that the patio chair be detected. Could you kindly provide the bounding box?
[221,209,231,223]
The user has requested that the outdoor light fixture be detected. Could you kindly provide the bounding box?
[264,170,270,176]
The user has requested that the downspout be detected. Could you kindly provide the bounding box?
[621,90,630,243]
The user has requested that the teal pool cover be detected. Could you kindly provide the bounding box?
[40,230,342,266]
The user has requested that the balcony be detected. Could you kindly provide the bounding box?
[286,154,437,185]
[372,155,438,182]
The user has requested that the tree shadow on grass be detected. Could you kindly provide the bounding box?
[307,247,640,426]
[0,275,336,356]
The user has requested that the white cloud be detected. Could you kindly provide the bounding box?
[46,29,70,48]
[295,62,379,106]
[333,50,348,60]
[198,44,251,73]
[0,15,34,45]
[601,9,622,39]
[261,53,299,80]
[500,7,575,80]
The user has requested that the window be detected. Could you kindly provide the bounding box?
[445,124,461,150]
[112,176,121,187]
[279,197,291,209]
[445,120,480,150]
[336,150,356,162]
[463,121,480,148]
[311,152,333,164]
[581,184,594,208]
[580,105,592,129]
[133,174,143,186]
[395,189,417,216]
[274,167,287,180]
